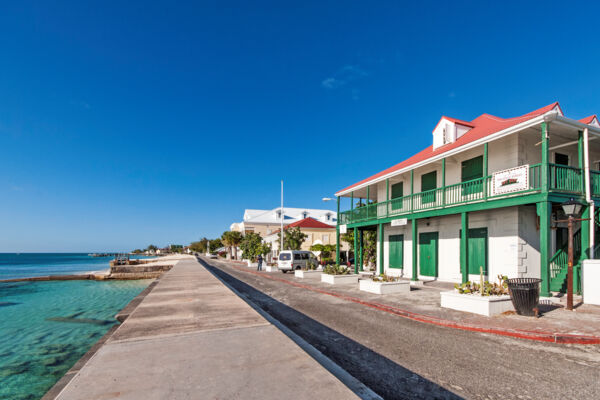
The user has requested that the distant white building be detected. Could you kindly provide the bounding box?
[230,207,337,237]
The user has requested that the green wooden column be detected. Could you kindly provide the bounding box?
[379,223,384,275]
[460,212,469,283]
[581,206,590,279]
[366,186,371,219]
[579,130,590,290]
[483,143,488,200]
[359,229,364,271]
[411,219,418,281]
[539,122,551,297]
[336,196,341,265]
[538,201,552,297]
[578,131,584,192]
[441,158,446,207]
[541,122,549,192]
[353,227,358,274]
[410,170,414,213]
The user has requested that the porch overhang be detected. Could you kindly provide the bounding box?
[335,111,600,198]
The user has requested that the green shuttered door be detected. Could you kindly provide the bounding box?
[391,182,403,211]
[468,228,487,274]
[419,232,438,277]
[461,156,483,195]
[389,234,404,269]
[421,171,437,204]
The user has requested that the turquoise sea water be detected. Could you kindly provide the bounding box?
[0,253,152,281]
[0,255,152,400]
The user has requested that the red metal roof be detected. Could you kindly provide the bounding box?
[270,217,334,234]
[579,115,598,125]
[336,102,562,195]
[432,116,475,132]
[287,217,333,229]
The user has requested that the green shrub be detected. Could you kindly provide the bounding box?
[454,275,508,296]
[371,274,399,282]
[323,264,351,275]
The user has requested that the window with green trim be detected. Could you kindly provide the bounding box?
[461,155,483,196]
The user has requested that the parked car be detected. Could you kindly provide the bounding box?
[277,250,318,273]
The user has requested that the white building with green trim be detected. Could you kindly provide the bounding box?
[334,102,600,297]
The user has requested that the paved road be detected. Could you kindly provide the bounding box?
[201,258,600,400]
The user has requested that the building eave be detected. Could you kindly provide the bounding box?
[335,113,551,197]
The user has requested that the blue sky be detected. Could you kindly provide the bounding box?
[1,1,600,252]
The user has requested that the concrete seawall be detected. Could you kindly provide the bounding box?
[44,258,361,399]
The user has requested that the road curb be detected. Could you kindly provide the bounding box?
[225,263,600,345]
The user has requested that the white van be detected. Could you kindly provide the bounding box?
[277,250,318,273]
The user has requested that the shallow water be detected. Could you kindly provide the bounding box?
[0,279,151,400]
[0,253,153,280]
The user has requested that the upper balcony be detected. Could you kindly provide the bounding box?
[339,164,600,225]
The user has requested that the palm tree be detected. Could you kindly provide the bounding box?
[222,231,244,260]
[229,231,243,260]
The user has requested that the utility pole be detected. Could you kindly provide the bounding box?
[280,180,284,253]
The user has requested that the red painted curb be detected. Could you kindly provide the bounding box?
[226,263,600,345]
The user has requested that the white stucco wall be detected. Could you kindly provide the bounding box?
[517,205,540,279]
[378,207,525,283]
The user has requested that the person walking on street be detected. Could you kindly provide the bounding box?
[257,254,263,271]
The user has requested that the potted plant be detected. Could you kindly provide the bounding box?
[294,262,322,279]
[440,271,514,316]
[359,274,410,294]
[321,264,359,285]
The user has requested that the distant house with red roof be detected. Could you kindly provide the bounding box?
[332,102,600,297]
[264,217,350,261]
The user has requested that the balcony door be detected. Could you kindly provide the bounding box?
[461,155,483,196]
[421,171,437,204]
[553,153,572,191]
[391,182,403,212]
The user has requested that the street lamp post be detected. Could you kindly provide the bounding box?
[560,198,584,311]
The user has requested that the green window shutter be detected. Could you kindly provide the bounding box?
[421,171,437,204]
[391,182,403,199]
[461,156,483,196]
[461,156,483,182]
[421,171,437,191]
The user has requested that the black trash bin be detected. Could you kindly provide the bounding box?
[507,278,542,316]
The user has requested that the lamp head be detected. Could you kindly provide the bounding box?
[561,198,583,218]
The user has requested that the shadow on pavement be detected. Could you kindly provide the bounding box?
[200,259,462,400]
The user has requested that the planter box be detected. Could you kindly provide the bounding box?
[264,265,279,272]
[583,259,600,305]
[359,279,410,294]
[359,271,375,279]
[440,291,514,317]
[294,270,322,279]
[321,274,359,285]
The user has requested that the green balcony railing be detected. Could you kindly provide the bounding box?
[549,164,581,193]
[338,163,591,225]
[591,171,600,197]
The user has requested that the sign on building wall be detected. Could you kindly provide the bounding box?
[390,218,408,226]
[492,165,529,195]
[339,224,347,234]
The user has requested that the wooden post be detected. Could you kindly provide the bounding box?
[411,219,418,281]
[461,212,469,284]
[379,223,384,275]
